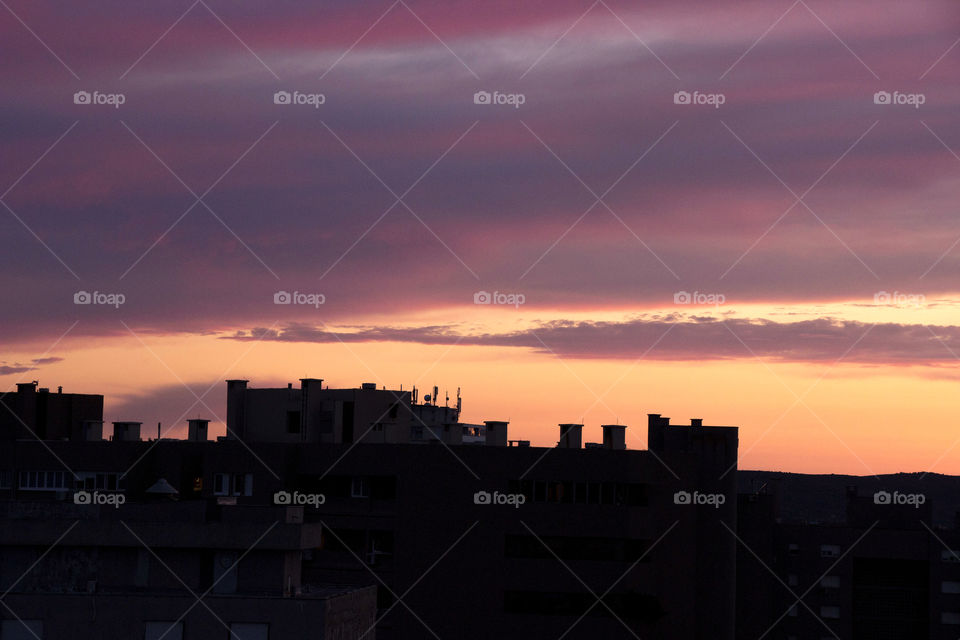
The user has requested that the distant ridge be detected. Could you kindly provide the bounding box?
[738,470,960,527]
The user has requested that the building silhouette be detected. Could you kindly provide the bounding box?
[0,379,739,639]
[736,479,960,639]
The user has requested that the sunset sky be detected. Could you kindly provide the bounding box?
[3,0,960,473]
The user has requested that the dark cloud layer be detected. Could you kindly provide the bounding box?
[2,1,960,342]
[227,316,960,368]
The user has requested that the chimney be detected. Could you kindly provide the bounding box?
[16,382,37,395]
[112,421,141,442]
[483,420,509,447]
[558,423,583,449]
[187,418,209,442]
[361,383,377,390]
[57,386,62,394]
[79,420,103,442]
[647,414,670,452]
[691,418,703,427]
[226,380,248,439]
[601,424,627,450]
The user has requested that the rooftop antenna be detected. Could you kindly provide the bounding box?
[445,389,449,408]
[432,385,438,406]
[456,387,462,413]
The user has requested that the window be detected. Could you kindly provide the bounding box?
[821,575,840,589]
[233,474,245,496]
[1,620,44,639]
[942,550,960,563]
[228,623,268,640]
[788,605,798,617]
[787,574,798,586]
[95,472,118,491]
[0,469,9,489]
[72,472,120,492]
[285,411,300,434]
[18,470,69,491]
[942,612,960,625]
[351,477,368,498]
[214,473,252,497]
[820,605,840,619]
[788,543,800,556]
[213,551,238,594]
[942,581,960,594]
[820,544,841,558]
[145,621,183,640]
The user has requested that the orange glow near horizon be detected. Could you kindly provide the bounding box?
[6,306,960,476]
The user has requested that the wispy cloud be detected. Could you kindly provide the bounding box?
[226,316,960,368]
